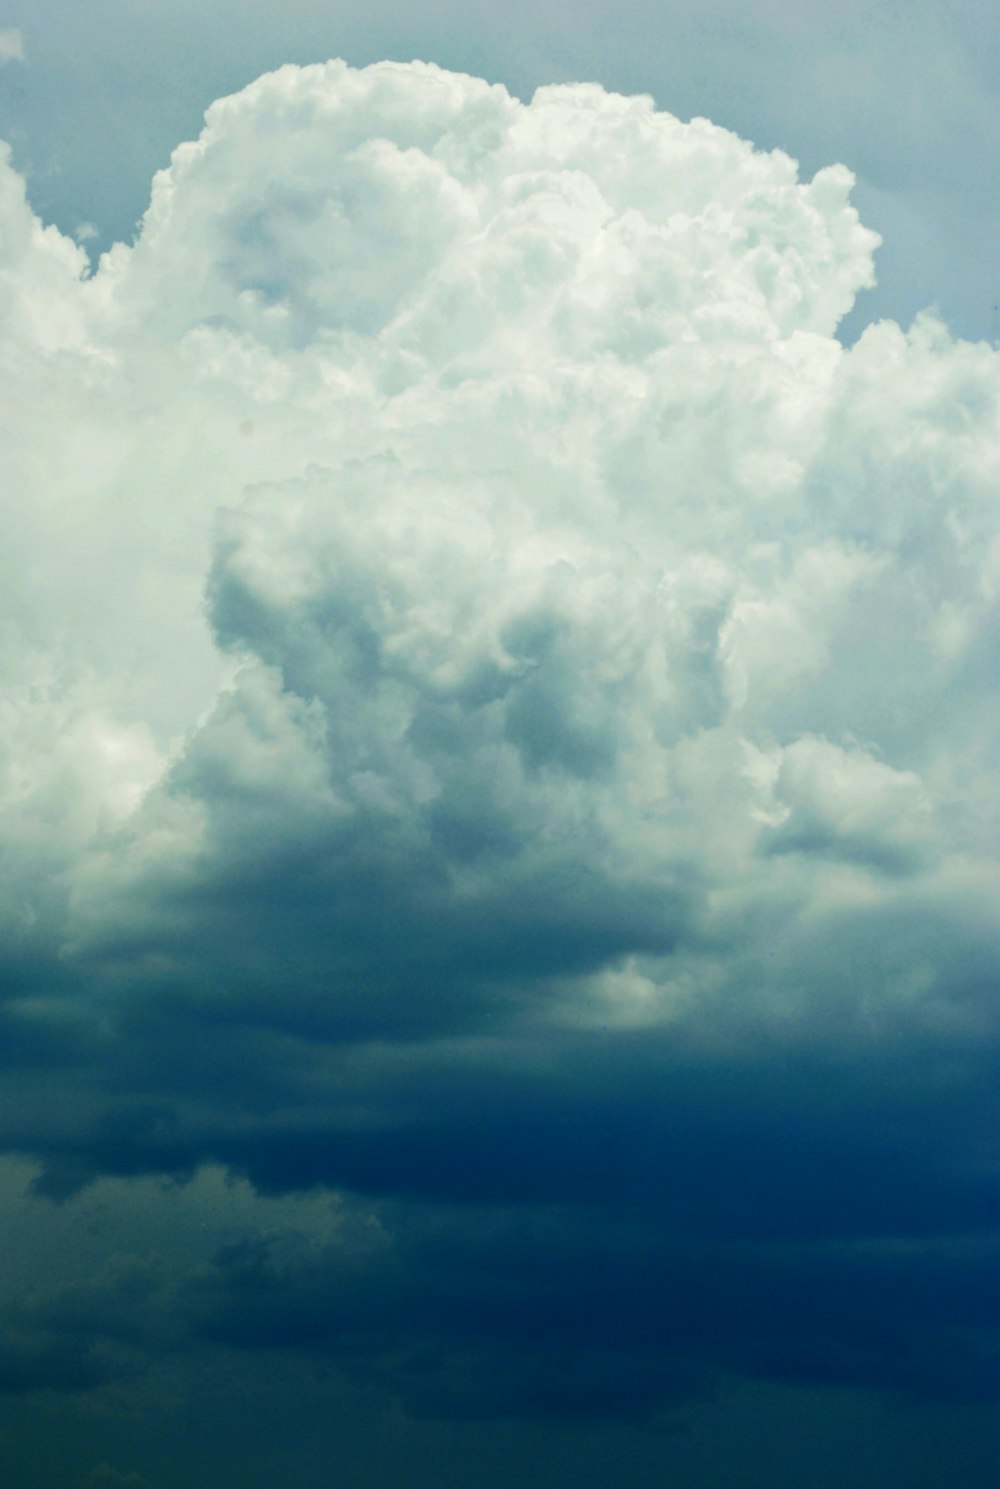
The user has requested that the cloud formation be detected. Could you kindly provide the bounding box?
[1,59,998,1433]
[0,28,23,63]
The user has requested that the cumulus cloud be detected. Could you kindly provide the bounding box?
[0,58,998,1427]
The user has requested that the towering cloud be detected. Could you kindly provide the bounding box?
[1,60,997,1435]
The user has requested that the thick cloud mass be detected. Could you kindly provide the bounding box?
[1,59,998,1437]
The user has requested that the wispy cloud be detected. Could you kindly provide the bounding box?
[0,27,24,63]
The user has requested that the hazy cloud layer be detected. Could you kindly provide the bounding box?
[1,59,998,1445]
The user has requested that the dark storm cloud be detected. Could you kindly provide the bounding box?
[7,1016,996,1412]
[192,1198,999,1416]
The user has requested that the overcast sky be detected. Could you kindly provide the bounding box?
[1,6,998,1489]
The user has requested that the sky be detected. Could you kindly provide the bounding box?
[0,6,998,1488]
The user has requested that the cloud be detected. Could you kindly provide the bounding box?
[7,0,999,348]
[0,28,23,63]
[0,58,998,1429]
[84,1466,156,1489]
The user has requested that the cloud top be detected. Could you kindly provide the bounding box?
[98,59,877,351]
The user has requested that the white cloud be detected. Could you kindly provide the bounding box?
[0,28,23,63]
[1,59,998,1051]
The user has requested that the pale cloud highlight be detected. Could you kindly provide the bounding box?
[0,27,23,63]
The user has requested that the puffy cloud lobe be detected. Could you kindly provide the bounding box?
[1,59,999,1423]
[0,143,89,347]
[94,61,875,350]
